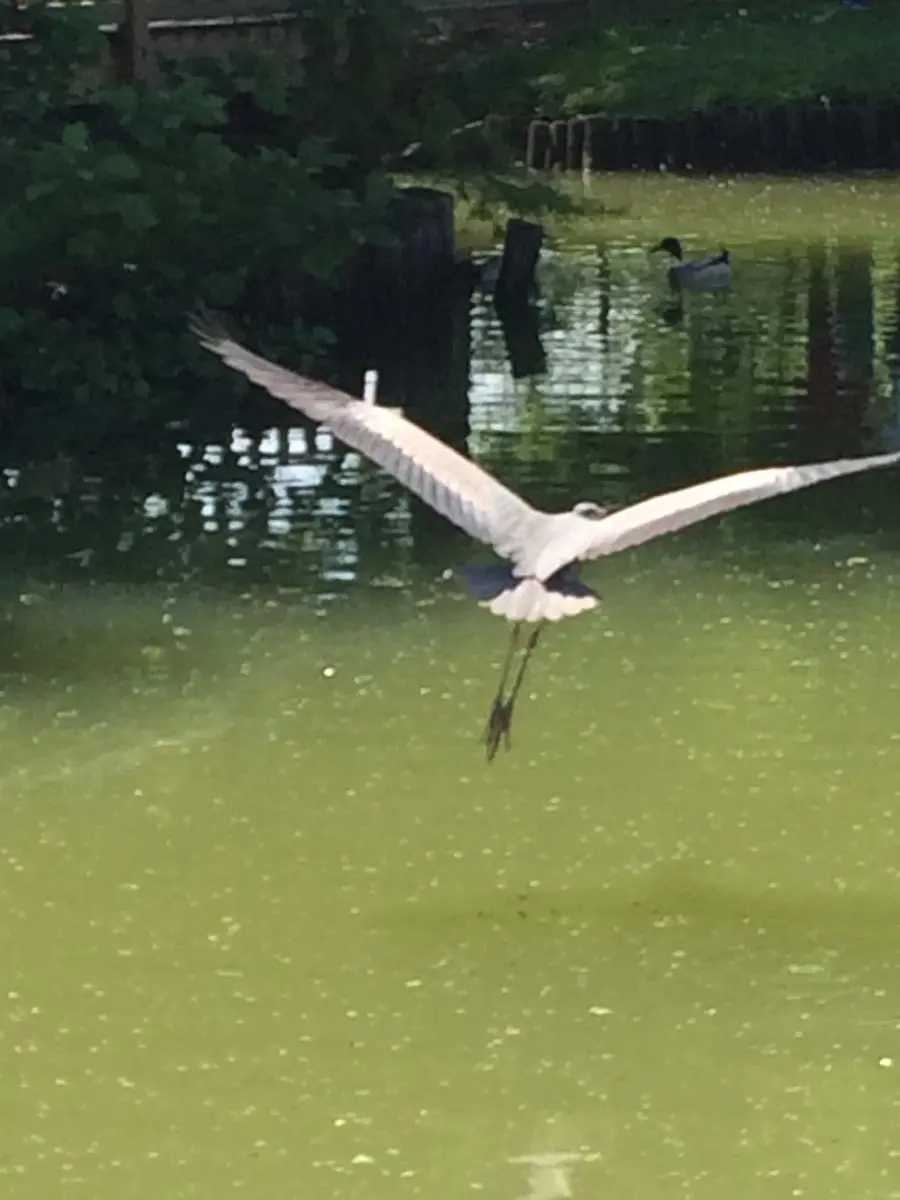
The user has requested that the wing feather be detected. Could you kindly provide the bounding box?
[192,321,542,561]
[583,452,900,559]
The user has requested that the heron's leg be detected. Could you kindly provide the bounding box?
[485,625,542,762]
[485,624,521,746]
[489,624,521,717]
[495,623,521,701]
[497,626,542,752]
[506,626,542,711]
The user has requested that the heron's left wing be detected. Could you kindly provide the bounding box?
[581,452,900,559]
[192,321,543,562]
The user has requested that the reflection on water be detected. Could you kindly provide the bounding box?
[510,1150,602,1199]
[3,185,900,1198]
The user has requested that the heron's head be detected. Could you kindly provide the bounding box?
[573,501,607,520]
[651,237,683,260]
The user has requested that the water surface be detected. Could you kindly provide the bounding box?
[2,176,900,1198]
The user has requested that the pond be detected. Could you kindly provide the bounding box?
[2,176,900,1198]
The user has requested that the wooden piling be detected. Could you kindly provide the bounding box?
[383,186,456,309]
[758,107,782,172]
[629,118,645,168]
[518,93,900,174]
[336,185,457,334]
[111,0,150,84]
[587,116,609,171]
[616,117,634,170]
[497,302,546,380]
[861,103,879,168]
[526,121,551,170]
[566,118,585,172]
[785,104,803,167]
[494,219,543,308]
[549,119,568,169]
[581,117,596,173]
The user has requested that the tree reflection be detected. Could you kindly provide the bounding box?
[1,237,897,593]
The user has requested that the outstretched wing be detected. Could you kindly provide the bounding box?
[582,451,900,559]
[192,320,543,562]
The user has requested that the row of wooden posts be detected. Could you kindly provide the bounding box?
[523,101,900,173]
[13,2,899,173]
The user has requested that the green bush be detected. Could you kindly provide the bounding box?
[0,0,573,443]
[0,3,394,438]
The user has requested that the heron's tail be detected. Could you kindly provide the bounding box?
[460,565,600,623]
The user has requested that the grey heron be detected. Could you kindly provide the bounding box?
[192,319,900,762]
[650,237,732,292]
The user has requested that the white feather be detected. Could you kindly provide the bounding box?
[582,453,900,559]
[191,321,543,564]
[194,320,900,613]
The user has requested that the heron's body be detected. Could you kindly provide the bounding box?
[193,317,900,762]
[651,237,732,292]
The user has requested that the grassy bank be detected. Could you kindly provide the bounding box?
[516,0,898,119]
[454,172,900,253]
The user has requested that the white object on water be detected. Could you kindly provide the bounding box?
[363,369,379,405]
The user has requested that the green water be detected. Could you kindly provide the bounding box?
[3,178,900,1197]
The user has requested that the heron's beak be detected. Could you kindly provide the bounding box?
[648,243,665,254]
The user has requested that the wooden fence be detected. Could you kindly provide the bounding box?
[524,101,900,173]
[6,0,586,86]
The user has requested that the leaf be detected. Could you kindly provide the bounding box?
[24,182,55,201]
[67,229,104,259]
[98,152,140,183]
[60,122,90,152]
[254,75,288,116]
[112,293,139,320]
[114,193,158,232]
[201,270,246,306]
[0,308,24,336]
[104,86,139,120]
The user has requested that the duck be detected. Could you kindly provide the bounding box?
[650,237,732,292]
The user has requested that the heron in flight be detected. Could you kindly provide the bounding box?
[192,319,900,762]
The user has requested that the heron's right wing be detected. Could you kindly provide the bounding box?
[193,321,541,561]
[582,451,900,559]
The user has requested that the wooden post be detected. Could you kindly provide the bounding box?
[823,102,835,169]
[494,219,543,307]
[629,118,645,169]
[862,103,879,168]
[759,107,781,172]
[550,119,567,169]
[336,186,456,333]
[482,112,507,159]
[566,118,585,172]
[113,0,150,84]
[497,302,546,380]
[785,104,802,167]
[691,111,705,171]
[525,121,551,170]
[582,117,596,174]
[887,103,900,167]
[616,117,633,170]
[389,186,456,308]
[588,116,612,171]
[645,117,665,170]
